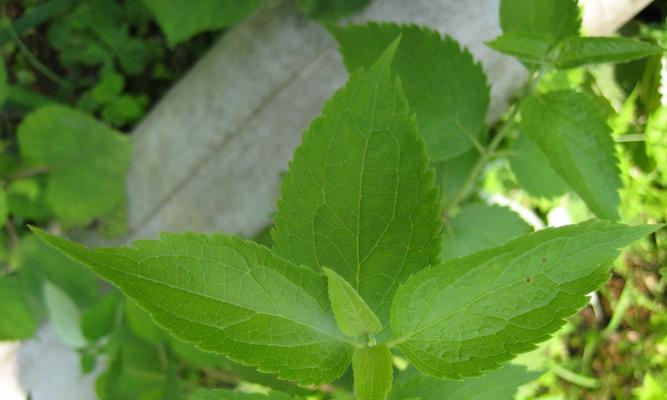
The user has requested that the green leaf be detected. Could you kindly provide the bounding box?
[389,364,541,400]
[273,39,442,336]
[390,220,659,379]
[17,105,131,227]
[0,188,7,227]
[0,276,39,340]
[142,0,262,46]
[486,32,553,64]
[81,292,121,341]
[442,203,532,261]
[324,267,382,338]
[297,0,371,20]
[329,23,490,161]
[352,345,393,400]
[551,36,664,69]
[0,57,7,106]
[509,133,569,199]
[436,149,478,207]
[500,0,580,44]
[31,227,353,384]
[519,91,621,220]
[44,280,87,348]
[188,389,292,400]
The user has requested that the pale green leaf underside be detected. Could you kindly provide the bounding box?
[324,267,382,338]
[552,36,664,69]
[330,23,490,161]
[44,281,87,348]
[32,228,353,384]
[142,0,261,46]
[272,39,442,334]
[391,220,658,379]
[352,344,393,400]
[520,91,621,220]
[17,105,131,227]
[442,203,532,261]
[389,364,541,400]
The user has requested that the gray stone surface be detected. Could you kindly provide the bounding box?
[126,0,525,240]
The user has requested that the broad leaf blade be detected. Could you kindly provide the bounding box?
[32,228,353,384]
[272,39,442,332]
[486,32,553,64]
[17,105,131,227]
[500,0,580,44]
[390,220,659,379]
[352,345,393,400]
[509,133,569,199]
[442,203,532,261]
[520,91,621,220]
[324,267,382,338]
[389,364,541,400]
[552,36,663,69]
[330,23,490,161]
[142,0,262,46]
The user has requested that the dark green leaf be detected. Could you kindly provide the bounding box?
[297,0,371,20]
[330,23,490,161]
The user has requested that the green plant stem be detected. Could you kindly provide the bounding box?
[602,276,635,337]
[442,70,543,217]
[548,361,600,389]
[0,0,78,46]
[6,22,73,91]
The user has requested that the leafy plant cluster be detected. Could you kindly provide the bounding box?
[2,0,667,399]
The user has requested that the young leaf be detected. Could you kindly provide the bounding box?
[509,134,569,199]
[17,105,131,227]
[142,0,262,46]
[329,23,490,161]
[520,91,621,220]
[31,227,353,384]
[389,364,541,400]
[352,345,393,400]
[486,32,554,64]
[0,276,39,340]
[500,0,580,44]
[44,280,87,348]
[390,220,659,379]
[442,203,532,261]
[551,36,664,69]
[272,38,442,333]
[324,267,382,338]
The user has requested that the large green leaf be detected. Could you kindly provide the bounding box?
[17,105,131,227]
[324,267,382,338]
[500,0,580,44]
[142,0,262,46]
[509,133,569,199]
[520,91,621,220]
[442,203,532,261]
[330,23,489,161]
[0,276,39,340]
[352,344,393,400]
[390,220,658,379]
[32,228,354,384]
[552,36,664,69]
[272,39,442,333]
[389,364,541,400]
